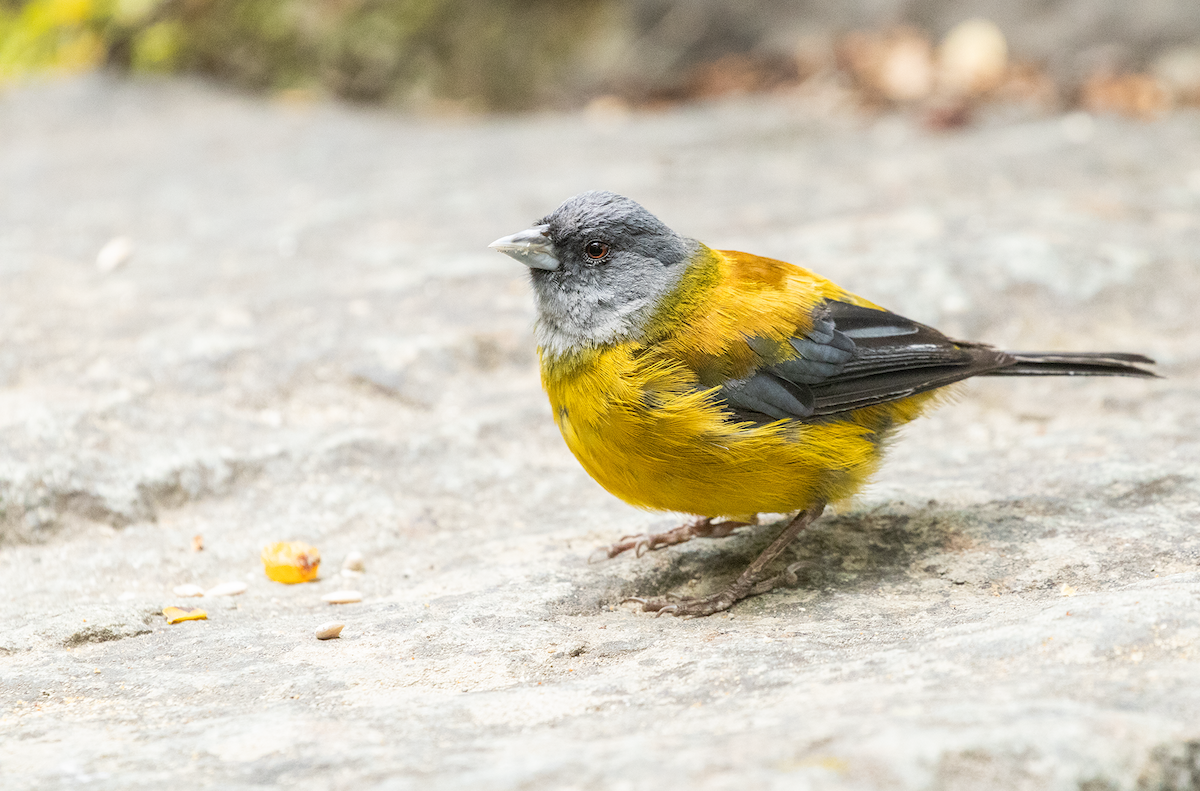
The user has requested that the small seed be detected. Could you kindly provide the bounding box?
[321,590,362,604]
[205,582,248,597]
[173,584,205,598]
[96,236,133,273]
[315,622,345,640]
[342,551,365,572]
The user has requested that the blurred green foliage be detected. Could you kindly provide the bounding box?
[0,0,611,109]
[0,0,109,78]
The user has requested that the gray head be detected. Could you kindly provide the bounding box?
[489,191,698,357]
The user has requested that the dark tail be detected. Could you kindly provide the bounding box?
[984,351,1158,378]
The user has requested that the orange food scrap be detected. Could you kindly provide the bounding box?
[163,607,207,624]
[261,541,321,584]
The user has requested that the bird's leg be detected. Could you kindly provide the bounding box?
[628,503,826,617]
[591,516,755,563]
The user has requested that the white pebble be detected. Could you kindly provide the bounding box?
[938,18,1007,95]
[205,581,248,597]
[342,551,365,572]
[173,584,205,598]
[315,622,345,640]
[96,236,133,273]
[321,590,362,604]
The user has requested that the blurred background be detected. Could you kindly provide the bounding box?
[3,0,1200,119]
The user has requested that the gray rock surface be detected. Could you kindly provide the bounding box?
[1,76,1199,790]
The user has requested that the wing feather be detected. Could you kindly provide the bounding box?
[713,300,1155,423]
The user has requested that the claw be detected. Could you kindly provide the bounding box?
[596,516,755,563]
[593,534,646,562]
[635,594,693,615]
[587,547,611,565]
[636,598,668,612]
[620,596,647,606]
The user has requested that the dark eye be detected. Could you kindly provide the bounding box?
[584,240,609,260]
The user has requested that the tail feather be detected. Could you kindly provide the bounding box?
[984,351,1158,378]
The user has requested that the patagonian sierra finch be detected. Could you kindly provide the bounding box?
[490,191,1156,617]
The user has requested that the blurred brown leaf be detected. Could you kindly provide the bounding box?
[1082,72,1169,119]
[839,27,934,104]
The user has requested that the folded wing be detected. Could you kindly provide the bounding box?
[716,301,1156,423]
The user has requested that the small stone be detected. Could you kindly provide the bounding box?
[315,622,345,640]
[173,584,204,598]
[96,236,133,273]
[321,590,362,604]
[938,18,1008,96]
[205,581,248,597]
[880,32,935,101]
[342,551,365,572]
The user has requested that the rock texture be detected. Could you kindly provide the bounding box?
[1,76,1198,790]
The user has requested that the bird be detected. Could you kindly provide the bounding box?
[489,191,1156,617]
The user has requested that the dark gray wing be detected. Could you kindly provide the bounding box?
[716,300,1155,423]
[716,301,1011,422]
[803,302,1021,416]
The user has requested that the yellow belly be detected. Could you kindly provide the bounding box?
[542,344,935,519]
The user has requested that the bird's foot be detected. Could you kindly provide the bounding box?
[624,561,809,617]
[590,517,753,563]
[621,504,825,617]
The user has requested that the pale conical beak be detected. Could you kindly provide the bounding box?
[488,224,559,271]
